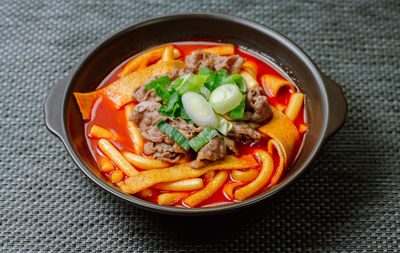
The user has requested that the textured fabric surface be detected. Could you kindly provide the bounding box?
[1,0,399,252]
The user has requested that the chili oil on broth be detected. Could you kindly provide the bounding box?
[82,41,307,208]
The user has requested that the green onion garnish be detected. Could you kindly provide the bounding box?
[209,84,242,114]
[181,92,219,128]
[189,127,220,152]
[145,76,171,91]
[176,74,208,95]
[154,84,171,103]
[199,67,216,90]
[179,106,191,121]
[216,115,233,135]
[158,103,180,118]
[200,86,211,99]
[157,120,190,150]
[230,94,246,120]
[223,74,247,93]
[168,77,182,92]
[211,69,228,91]
[199,67,214,75]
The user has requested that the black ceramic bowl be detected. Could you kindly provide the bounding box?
[44,13,346,215]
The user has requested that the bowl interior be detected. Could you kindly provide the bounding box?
[65,14,327,213]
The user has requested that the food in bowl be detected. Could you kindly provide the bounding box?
[73,42,308,208]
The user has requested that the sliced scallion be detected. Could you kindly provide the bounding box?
[209,84,242,114]
[223,74,247,93]
[216,115,233,135]
[200,86,211,99]
[199,67,214,75]
[156,120,190,150]
[230,94,246,120]
[158,92,180,117]
[179,106,194,124]
[211,69,228,91]
[199,67,216,90]
[181,92,218,128]
[145,76,171,91]
[154,84,171,103]
[176,74,208,95]
[189,127,220,152]
[168,74,191,92]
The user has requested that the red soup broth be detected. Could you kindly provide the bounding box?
[83,42,307,208]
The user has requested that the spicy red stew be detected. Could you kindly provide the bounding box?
[74,42,307,208]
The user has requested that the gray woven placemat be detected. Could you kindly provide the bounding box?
[1,0,399,252]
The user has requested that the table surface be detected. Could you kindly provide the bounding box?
[1,0,399,252]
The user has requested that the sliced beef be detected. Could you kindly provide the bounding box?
[146,117,202,163]
[144,142,187,163]
[129,101,172,143]
[224,137,238,155]
[243,86,272,124]
[141,118,199,163]
[169,117,204,140]
[130,82,204,163]
[228,121,263,142]
[130,99,203,162]
[191,137,228,168]
[215,54,244,75]
[185,50,244,74]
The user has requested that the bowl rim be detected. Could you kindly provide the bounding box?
[50,13,334,215]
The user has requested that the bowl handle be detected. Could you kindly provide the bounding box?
[43,75,70,139]
[321,74,347,137]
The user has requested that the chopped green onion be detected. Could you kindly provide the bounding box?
[209,84,242,114]
[199,67,214,75]
[165,92,179,110]
[211,69,228,91]
[156,90,196,123]
[157,120,190,150]
[216,115,232,135]
[154,84,171,103]
[219,69,228,76]
[203,82,212,91]
[179,106,190,120]
[189,127,220,152]
[191,74,209,86]
[176,74,208,95]
[223,74,247,93]
[158,92,180,117]
[167,78,182,92]
[199,67,216,90]
[182,92,218,128]
[158,103,179,117]
[168,74,191,92]
[145,76,171,91]
[230,94,246,120]
[200,86,211,99]
[179,107,194,124]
